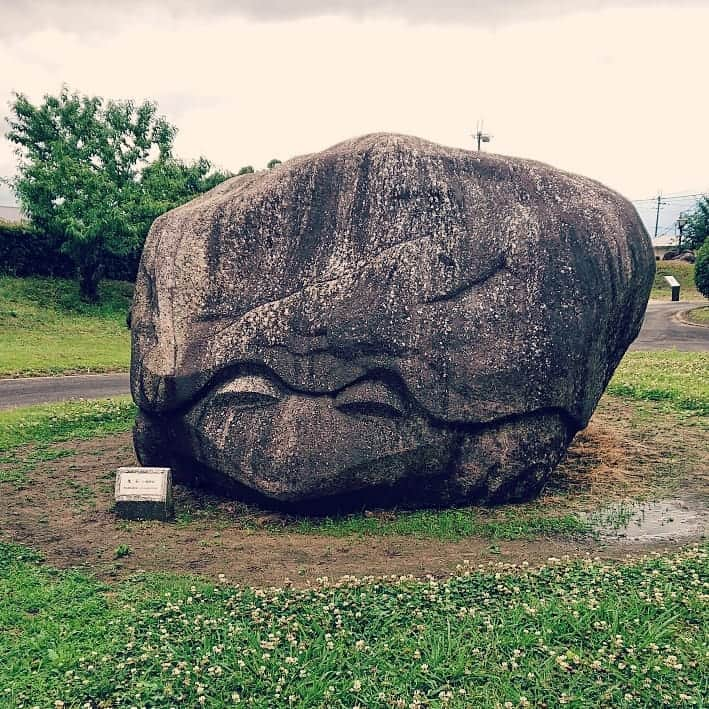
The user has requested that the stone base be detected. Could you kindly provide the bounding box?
[114,498,173,521]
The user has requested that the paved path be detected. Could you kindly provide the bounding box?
[630,301,709,352]
[0,372,129,411]
[0,301,706,410]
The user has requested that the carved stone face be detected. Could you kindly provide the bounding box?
[130,134,654,508]
[183,371,457,501]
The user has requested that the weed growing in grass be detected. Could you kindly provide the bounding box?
[64,478,96,504]
[585,502,637,531]
[0,446,74,487]
[1,542,706,707]
[114,544,131,559]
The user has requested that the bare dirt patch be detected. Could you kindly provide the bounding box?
[1,398,706,586]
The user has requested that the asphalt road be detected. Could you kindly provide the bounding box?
[0,372,129,411]
[630,301,709,352]
[0,301,707,410]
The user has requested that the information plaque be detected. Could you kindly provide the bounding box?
[114,466,173,521]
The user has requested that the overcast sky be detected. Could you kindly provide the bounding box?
[1,0,708,223]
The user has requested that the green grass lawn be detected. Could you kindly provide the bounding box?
[0,276,132,377]
[1,541,706,707]
[686,306,709,325]
[0,396,135,452]
[0,351,707,705]
[607,351,709,415]
[651,261,705,301]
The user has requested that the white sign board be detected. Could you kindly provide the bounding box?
[114,467,173,520]
[115,467,169,501]
[116,471,165,499]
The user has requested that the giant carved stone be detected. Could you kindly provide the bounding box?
[130,134,654,509]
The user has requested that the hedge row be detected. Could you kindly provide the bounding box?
[0,222,139,281]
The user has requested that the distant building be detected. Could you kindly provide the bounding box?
[652,233,679,247]
[0,205,24,224]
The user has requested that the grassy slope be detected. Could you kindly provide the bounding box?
[1,542,706,707]
[0,276,132,377]
[608,351,709,415]
[651,260,705,301]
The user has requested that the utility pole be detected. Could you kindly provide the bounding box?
[677,213,688,250]
[473,120,492,151]
[654,193,663,240]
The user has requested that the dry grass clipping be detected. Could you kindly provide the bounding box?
[542,421,665,508]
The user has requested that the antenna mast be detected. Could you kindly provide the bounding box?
[473,120,492,151]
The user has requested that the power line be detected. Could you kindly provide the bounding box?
[632,191,706,203]
[662,188,708,198]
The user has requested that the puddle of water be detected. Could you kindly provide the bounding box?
[587,499,707,543]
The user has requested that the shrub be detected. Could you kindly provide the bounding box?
[695,239,709,298]
[0,222,139,280]
[0,222,72,277]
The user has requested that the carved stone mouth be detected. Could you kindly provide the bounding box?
[133,405,573,511]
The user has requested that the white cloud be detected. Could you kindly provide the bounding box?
[1,4,707,210]
[2,1,708,36]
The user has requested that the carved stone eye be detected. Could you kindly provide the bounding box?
[334,380,405,418]
[215,376,281,409]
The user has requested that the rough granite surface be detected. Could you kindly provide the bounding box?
[130,133,654,508]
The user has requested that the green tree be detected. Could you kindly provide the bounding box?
[5,87,230,301]
[135,156,232,239]
[237,165,255,175]
[685,196,709,251]
[267,158,282,169]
